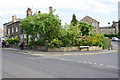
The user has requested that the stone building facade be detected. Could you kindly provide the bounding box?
[80,16,100,34]
[99,21,119,34]
[3,7,53,40]
[3,8,33,39]
[80,16,118,34]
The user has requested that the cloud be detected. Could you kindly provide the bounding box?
[0,0,118,28]
[0,0,118,15]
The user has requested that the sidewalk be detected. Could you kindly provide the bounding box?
[2,48,118,56]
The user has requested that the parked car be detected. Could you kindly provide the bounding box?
[111,37,119,41]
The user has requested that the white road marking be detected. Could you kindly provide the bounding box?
[83,61,87,64]
[100,64,103,66]
[88,62,92,64]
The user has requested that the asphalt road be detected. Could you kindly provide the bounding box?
[2,49,118,78]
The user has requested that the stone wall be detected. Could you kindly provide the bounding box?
[48,46,102,52]
[9,44,103,52]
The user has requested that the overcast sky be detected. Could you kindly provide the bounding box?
[0,0,119,29]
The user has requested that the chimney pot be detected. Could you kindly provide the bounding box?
[38,11,41,13]
[12,15,17,22]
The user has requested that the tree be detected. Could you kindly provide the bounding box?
[20,16,35,43]
[71,14,78,26]
[20,9,62,43]
[78,22,93,36]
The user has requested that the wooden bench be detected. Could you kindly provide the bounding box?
[79,46,89,51]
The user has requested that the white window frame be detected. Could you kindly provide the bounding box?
[16,26,18,32]
[92,22,96,27]
[12,27,14,33]
[8,28,10,34]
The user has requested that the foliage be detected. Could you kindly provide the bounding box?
[7,38,15,44]
[7,37,20,44]
[13,37,20,43]
[75,34,104,47]
[20,10,61,43]
[104,34,118,39]
[78,22,93,36]
[102,38,111,49]
[71,14,78,26]
[29,37,45,46]
[48,39,63,48]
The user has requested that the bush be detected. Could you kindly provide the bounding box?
[76,34,104,47]
[7,38,15,44]
[13,37,20,43]
[7,37,20,44]
[30,37,45,46]
[104,34,118,39]
[48,39,63,48]
[102,38,111,49]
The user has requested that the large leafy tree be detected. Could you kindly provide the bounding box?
[71,14,78,26]
[20,16,35,43]
[20,10,61,42]
[78,22,93,36]
[34,13,61,41]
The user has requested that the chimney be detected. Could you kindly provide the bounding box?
[49,6,53,13]
[12,15,17,22]
[26,8,32,16]
[38,11,41,14]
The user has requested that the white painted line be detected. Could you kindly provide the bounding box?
[94,63,96,64]
[88,62,92,64]
[100,64,103,66]
[83,61,87,64]
[107,65,110,67]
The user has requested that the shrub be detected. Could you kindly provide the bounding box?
[102,38,111,49]
[30,37,45,46]
[7,38,15,44]
[76,35,104,47]
[13,37,20,43]
[7,37,20,44]
[104,34,118,39]
[48,39,63,48]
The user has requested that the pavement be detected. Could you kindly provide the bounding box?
[2,48,118,56]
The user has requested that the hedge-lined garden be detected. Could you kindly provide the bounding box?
[6,10,111,50]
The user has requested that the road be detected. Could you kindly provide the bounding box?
[2,48,118,78]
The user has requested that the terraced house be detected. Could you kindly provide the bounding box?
[3,7,53,40]
[3,7,34,40]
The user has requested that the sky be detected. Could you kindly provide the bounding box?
[0,0,119,30]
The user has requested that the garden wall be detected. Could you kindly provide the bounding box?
[48,46,102,52]
[9,44,102,52]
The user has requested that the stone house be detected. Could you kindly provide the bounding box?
[99,21,119,34]
[80,16,100,34]
[3,8,32,39]
[3,7,52,40]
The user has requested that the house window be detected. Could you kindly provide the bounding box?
[8,28,10,34]
[16,26,18,32]
[12,27,14,33]
[92,22,96,27]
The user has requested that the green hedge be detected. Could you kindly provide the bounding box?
[7,37,20,44]
[29,37,45,46]
[104,34,118,39]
